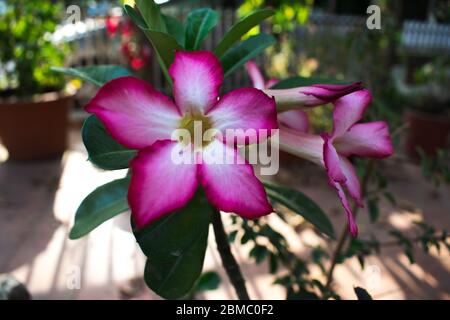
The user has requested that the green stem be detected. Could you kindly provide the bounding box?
[211,209,250,300]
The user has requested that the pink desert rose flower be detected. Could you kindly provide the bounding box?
[85,51,278,228]
[245,61,309,133]
[263,81,363,112]
[279,89,393,236]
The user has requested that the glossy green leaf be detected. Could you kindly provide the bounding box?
[135,0,166,32]
[82,115,137,170]
[123,4,147,29]
[220,33,275,78]
[51,65,133,87]
[162,14,185,47]
[124,4,181,84]
[192,271,221,294]
[185,8,218,50]
[70,177,130,239]
[264,182,336,239]
[270,76,347,89]
[133,191,211,299]
[143,29,182,70]
[214,9,275,57]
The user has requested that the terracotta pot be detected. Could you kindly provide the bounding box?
[405,109,450,157]
[0,92,72,160]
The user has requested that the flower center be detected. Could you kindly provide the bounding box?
[178,112,215,148]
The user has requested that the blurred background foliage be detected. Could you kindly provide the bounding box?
[0,0,70,96]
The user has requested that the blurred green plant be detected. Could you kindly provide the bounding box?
[417,148,450,187]
[0,0,69,96]
[238,0,314,34]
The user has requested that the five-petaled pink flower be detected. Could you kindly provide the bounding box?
[246,61,309,133]
[280,89,393,236]
[86,51,278,228]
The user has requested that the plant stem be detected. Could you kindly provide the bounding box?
[324,203,358,293]
[324,160,376,294]
[211,209,250,300]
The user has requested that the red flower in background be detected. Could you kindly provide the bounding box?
[105,15,121,36]
[106,14,152,70]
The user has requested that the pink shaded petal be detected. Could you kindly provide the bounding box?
[331,89,372,138]
[332,182,359,236]
[278,110,309,133]
[300,82,362,101]
[335,121,394,158]
[245,61,265,90]
[128,140,198,228]
[207,88,277,145]
[322,134,346,183]
[263,82,362,110]
[169,51,223,115]
[266,78,279,89]
[198,140,273,218]
[279,128,324,165]
[339,156,363,207]
[85,76,181,149]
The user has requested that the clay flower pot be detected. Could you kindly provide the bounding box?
[0,92,72,160]
[405,109,450,157]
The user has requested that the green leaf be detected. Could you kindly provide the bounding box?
[185,8,219,50]
[228,230,238,243]
[133,191,211,299]
[135,0,166,32]
[354,287,373,300]
[250,245,268,264]
[143,30,182,74]
[162,14,185,47]
[264,182,336,239]
[269,252,278,274]
[69,177,130,239]
[51,65,133,87]
[124,4,181,84]
[123,4,147,29]
[192,271,221,294]
[270,76,347,89]
[82,115,137,170]
[220,33,275,78]
[214,9,275,57]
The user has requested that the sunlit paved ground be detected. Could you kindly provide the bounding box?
[0,129,449,300]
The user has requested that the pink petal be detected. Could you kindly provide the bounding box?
[169,51,223,115]
[266,78,279,89]
[245,61,265,90]
[128,140,198,228]
[198,140,273,219]
[332,182,359,236]
[279,128,324,165]
[322,134,346,183]
[263,82,362,110]
[207,88,277,145]
[334,121,394,158]
[300,82,362,101]
[331,89,372,138]
[85,76,181,149]
[339,156,363,207]
[278,110,309,133]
